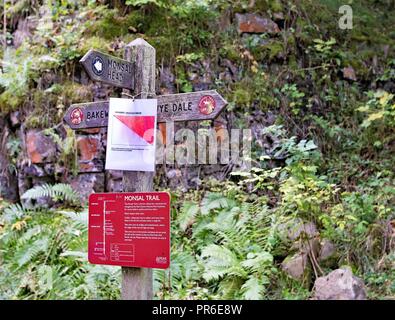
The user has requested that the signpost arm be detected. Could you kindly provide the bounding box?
[121,38,156,300]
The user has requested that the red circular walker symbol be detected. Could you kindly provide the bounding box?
[70,107,83,125]
[198,95,216,115]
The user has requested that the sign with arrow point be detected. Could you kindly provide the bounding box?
[64,90,228,129]
[80,49,134,89]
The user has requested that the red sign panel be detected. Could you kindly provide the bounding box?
[88,192,170,269]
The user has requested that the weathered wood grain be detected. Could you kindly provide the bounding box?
[80,49,134,89]
[64,90,227,129]
[63,101,109,129]
[121,38,155,301]
[158,90,227,121]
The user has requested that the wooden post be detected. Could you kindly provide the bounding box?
[121,38,156,300]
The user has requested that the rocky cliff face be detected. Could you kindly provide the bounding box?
[0,8,282,203]
[0,1,393,206]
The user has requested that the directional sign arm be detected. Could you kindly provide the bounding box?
[80,49,134,89]
[157,90,227,122]
[64,90,228,129]
[64,101,109,129]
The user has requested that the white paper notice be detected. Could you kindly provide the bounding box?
[105,98,157,172]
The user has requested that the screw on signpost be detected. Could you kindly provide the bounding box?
[121,38,156,300]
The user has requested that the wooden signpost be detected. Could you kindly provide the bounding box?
[64,38,228,300]
[64,90,227,129]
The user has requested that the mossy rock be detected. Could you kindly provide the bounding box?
[77,36,112,56]
[89,9,130,39]
[0,91,24,113]
[232,88,253,107]
[219,44,242,63]
[265,40,285,61]
[281,252,312,288]
[62,82,93,104]
[253,0,283,13]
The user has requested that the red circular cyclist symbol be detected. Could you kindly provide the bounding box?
[198,95,216,115]
[70,107,84,125]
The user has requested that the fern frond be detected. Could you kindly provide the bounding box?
[241,276,264,300]
[22,183,52,199]
[2,203,28,223]
[15,237,49,267]
[218,277,244,299]
[21,183,81,205]
[59,209,88,226]
[177,201,199,231]
[201,192,232,215]
[200,244,239,281]
[60,251,87,261]
[241,251,273,272]
[52,184,80,203]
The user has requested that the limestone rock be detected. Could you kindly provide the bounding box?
[291,236,320,257]
[10,111,21,127]
[26,130,57,164]
[277,218,318,243]
[77,136,100,162]
[0,174,18,202]
[281,252,311,283]
[166,169,182,179]
[13,17,38,48]
[159,66,176,95]
[273,12,285,21]
[0,120,18,202]
[313,268,367,300]
[318,239,337,266]
[77,135,103,172]
[23,164,45,177]
[343,66,357,81]
[235,13,280,34]
[69,173,105,203]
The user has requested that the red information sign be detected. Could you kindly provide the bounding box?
[88,192,170,269]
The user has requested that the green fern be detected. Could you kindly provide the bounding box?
[0,48,33,112]
[201,192,233,215]
[177,201,199,231]
[15,237,49,267]
[21,183,81,205]
[153,251,201,298]
[241,252,273,272]
[201,244,240,281]
[59,209,88,226]
[218,277,245,299]
[2,203,28,222]
[241,276,265,300]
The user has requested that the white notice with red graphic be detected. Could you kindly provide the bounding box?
[105,98,157,171]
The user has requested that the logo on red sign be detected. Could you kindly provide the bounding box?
[70,107,84,125]
[198,95,216,115]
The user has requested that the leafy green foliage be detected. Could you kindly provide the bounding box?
[126,0,168,7]
[21,183,81,206]
[358,90,395,128]
[0,49,33,112]
[1,0,394,300]
[0,200,120,299]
